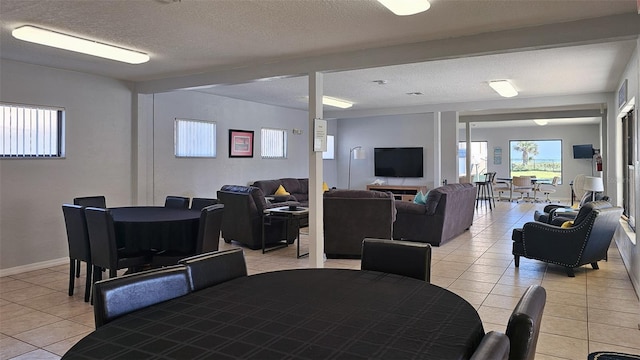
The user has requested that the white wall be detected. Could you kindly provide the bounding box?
[0,60,134,270]
[149,91,314,204]
[460,124,600,200]
[336,113,435,190]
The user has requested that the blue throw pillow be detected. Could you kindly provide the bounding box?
[413,191,428,205]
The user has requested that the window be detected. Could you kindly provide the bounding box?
[509,140,562,182]
[1,103,64,158]
[261,128,287,159]
[621,108,635,232]
[459,141,488,181]
[174,118,216,157]
[322,135,335,159]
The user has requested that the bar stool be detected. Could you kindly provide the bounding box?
[475,172,496,210]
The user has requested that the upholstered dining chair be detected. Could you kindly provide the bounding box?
[469,331,510,360]
[151,204,225,266]
[511,176,533,202]
[84,207,149,281]
[535,176,559,202]
[165,195,190,209]
[62,204,93,302]
[178,248,247,291]
[93,265,191,328]
[190,197,219,211]
[505,285,546,360]
[493,178,512,202]
[73,196,106,208]
[361,238,432,282]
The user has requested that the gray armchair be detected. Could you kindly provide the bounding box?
[513,201,622,276]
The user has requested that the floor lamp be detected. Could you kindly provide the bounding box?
[348,146,366,189]
[583,176,604,202]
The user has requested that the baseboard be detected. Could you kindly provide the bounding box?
[0,257,69,277]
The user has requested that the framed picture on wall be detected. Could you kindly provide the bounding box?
[229,129,254,158]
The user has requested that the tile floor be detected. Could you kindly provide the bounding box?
[1,201,639,359]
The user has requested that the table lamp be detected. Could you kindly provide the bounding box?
[583,176,604,202]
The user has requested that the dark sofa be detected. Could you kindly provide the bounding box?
[252,178,309,206]
[323,189,396,259]
[393,183,476,246]
[217,185,298,250]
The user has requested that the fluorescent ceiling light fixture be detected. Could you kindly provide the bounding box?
[533,119,548,126]
[489,80,518,98]
[323,96,353,109]
[377,0,431,15]
[12,25,149,64]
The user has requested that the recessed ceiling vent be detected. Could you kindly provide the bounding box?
[406,92,424,96]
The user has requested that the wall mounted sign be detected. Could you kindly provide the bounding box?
[313,118,327,152]
[618,79,628,110]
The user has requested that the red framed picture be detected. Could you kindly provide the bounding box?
[229,129,254,158]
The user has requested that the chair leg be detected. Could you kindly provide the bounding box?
[68,259,75,296]
[75,259,81,278]
[514,255,519,267]
[566,267,575,277]
[591,262,599,270]
[84,262,92,302]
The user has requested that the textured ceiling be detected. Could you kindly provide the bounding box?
[0,0,639,124]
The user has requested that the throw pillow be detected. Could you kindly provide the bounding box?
[561,221,574,228]
[413,191,427,205]
[274,184,290,196]
[323,182,329,192]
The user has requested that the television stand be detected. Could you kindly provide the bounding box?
[366,184,427,202]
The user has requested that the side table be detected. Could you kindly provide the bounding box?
[263,206,309,258]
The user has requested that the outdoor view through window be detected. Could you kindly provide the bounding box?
[509,140,562,183]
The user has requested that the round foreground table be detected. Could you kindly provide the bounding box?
[63,269,484,359]
[110,207,200,254]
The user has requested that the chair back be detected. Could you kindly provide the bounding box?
[470,331,510,360]
[506,285,546,360]
[484,172,496,183]
[73,196,106,208]
[581,204,623,263]
[217,186,259,244]
[191,197,219,211]
[84,207,119,270]
[196,204,224,253]
[93,265,191,327]
[361,238,432,282]
[165,196,190,209]
[179,248,247,291]
[512,176,532,188]
[62,204,91,262]
[572,174,587,202]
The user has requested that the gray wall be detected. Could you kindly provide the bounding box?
[460,124,600,200]
[0,60,134,270]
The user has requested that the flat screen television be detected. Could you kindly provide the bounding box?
[573,144,594,159]
[374,147,424,178]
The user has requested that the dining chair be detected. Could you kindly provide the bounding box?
[62,204,93,302]
[151,204,225,266]
[469,331,510,360]
[165,196,190,209]
[537,176,559,202]
[511,176,533,202]
[475,172,496,209]
[73,196,106,208]
[190,197,219,211]
[84,207,149,283]
[93,265,191,328]
[178,248,247,291]
[505,285,546,360]
[361,238,432,282]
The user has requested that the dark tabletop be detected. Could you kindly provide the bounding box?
[109,207,200,254]
[63,268,485,360]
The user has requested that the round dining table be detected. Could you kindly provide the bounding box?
[109,206,200,254]
[63,268,485,359]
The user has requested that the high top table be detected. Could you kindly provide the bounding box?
[109,206,200,254]
[63,269,484,359]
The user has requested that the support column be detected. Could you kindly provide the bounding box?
[440,111,459,184]
[308,72,324,268]
[433,112,442,188]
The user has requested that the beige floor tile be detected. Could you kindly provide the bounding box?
[540,315,588,339]
[490,283,529,298]
[0,337,36,360]
[498,274,543,287]
[536,332,589,360]
[588,323,640,350]
[458,271,502,284]
[477,305,512,327]
[545,289,587,307]
[0,286,57,303]
[482,294,521,310]
[587,285,638,301]
[544,302,588,322]
[0,310,62,336]
[14,292,84,311]
[466,264,508,275]
[430,276,456,288]
[449,279,495,294]
[449,289,488,306]
[43,332,91,357]
[67,311,96,328]
[13,320,93,348]
[541,278,586,295]
[587,308,640,329]
[0,303,37,321]
[39,301,93,319]
[586,296,640,314]
[8,349,61,360]
[0,280,34,293]
[8,269,52,281]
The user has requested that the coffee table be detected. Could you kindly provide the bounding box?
[263,206,309,258]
